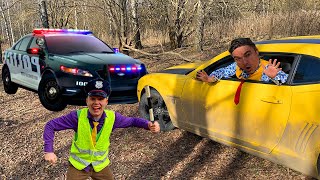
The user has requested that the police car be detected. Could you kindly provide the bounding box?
[1,28,147,111]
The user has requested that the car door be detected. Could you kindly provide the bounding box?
[6,36,28,84]
[180,56,242,140]
[7,35,41,90]
[181,54,293,153]
[26,36,43,89]
[277,55,320,156]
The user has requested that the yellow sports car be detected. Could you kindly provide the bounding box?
[137,35,320,178]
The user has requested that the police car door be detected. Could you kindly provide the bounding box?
[8,35,41,90]
[6,35,34,89]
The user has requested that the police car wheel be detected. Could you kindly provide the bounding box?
[2,66,18,94]
[38,74,67,111]
[139,89,175,132]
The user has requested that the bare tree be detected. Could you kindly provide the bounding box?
[6,0,14,44]
[0,37,3,63]
[0,0,12,46]
[39,0,49,28]
[195,0,206,51]
[47,0,73,28]
[130,0,143,49]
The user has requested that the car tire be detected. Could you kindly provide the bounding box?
[139,89,175,131]
[1,66,18,94]
[38,73,67,111]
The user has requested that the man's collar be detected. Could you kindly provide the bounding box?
[240,59,261,76]
[87,111,106,122]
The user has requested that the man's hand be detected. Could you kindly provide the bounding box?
[196,70,216,83]
[148,121,160,133]
[44,152,57,164]
[263,59,281,79]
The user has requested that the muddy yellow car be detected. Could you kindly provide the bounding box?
[137,35,320,178]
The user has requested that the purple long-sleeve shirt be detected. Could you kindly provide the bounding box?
[43,110,149,153]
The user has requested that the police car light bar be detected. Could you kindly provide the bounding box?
[33,28,92,35]
[109,65,142,73]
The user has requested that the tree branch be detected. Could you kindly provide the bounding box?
[123,44,194,62]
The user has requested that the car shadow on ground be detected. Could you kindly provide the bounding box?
[127,130,251,180]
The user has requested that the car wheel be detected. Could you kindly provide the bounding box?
[139,89,175,131]
[38,74,67,111]
[1,66,18,94]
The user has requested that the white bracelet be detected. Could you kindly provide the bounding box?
[270,78,280,86]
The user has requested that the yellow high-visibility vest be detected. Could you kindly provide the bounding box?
[69,108,115,172]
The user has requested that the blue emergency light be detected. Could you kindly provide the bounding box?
[33,28,92,35]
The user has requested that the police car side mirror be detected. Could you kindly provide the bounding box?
[27,48,43,55]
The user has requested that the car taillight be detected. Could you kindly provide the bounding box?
[31,48,39,54]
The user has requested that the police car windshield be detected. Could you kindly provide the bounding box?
[45,35,114,55]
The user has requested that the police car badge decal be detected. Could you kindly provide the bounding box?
[95,81,103,89]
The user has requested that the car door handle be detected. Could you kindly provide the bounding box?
[260,96,282,104]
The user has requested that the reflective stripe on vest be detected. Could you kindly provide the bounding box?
[73,142,107,156]
[70,153,91,167]
[69,108,115,172]
[236,59,269,81]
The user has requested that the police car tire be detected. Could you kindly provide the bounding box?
[139,89,175,132]
[38,74,67,111]
[2,66,18,94]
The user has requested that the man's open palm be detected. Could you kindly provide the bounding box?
[263,59,281,79]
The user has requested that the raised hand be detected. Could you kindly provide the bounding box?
[196,70,216,83]
[263,59,281,79]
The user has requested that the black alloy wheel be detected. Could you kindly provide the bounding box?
[1,66,18,94]
[38,74,67,111]
[139,89,175,131]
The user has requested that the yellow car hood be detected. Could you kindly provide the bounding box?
[158,61,203,75]
[165,61,203,70]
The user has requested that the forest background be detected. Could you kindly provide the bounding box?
[1,1,320,179]
[1,0,320,60]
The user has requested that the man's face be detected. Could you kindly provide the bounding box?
[86,96,108,118]
[232,45,260,74]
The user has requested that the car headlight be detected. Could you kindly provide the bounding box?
[60,65,93,77]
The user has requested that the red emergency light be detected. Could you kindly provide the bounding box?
[33,28,92,35]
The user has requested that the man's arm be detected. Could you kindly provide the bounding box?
[113,112,160,132]
[196,62,236,83]
[43,110,78,164]
[43,110,78,153]
[209,62,237,80]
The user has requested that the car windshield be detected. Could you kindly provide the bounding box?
[45,35,114,55]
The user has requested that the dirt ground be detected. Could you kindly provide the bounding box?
[0,48,315,180]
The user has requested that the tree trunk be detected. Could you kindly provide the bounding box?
[169,0,186,49]
[196,0,206,51]
[0,1,11,46]
[0,38,2,63]
[6,0,14,45]
[130,0,143,49]
[39,0,49,28]
[74,1,78,29]
[120,0,129,55]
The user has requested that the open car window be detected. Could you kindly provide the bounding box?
[203,53,297,84]
[204,55,237,80]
